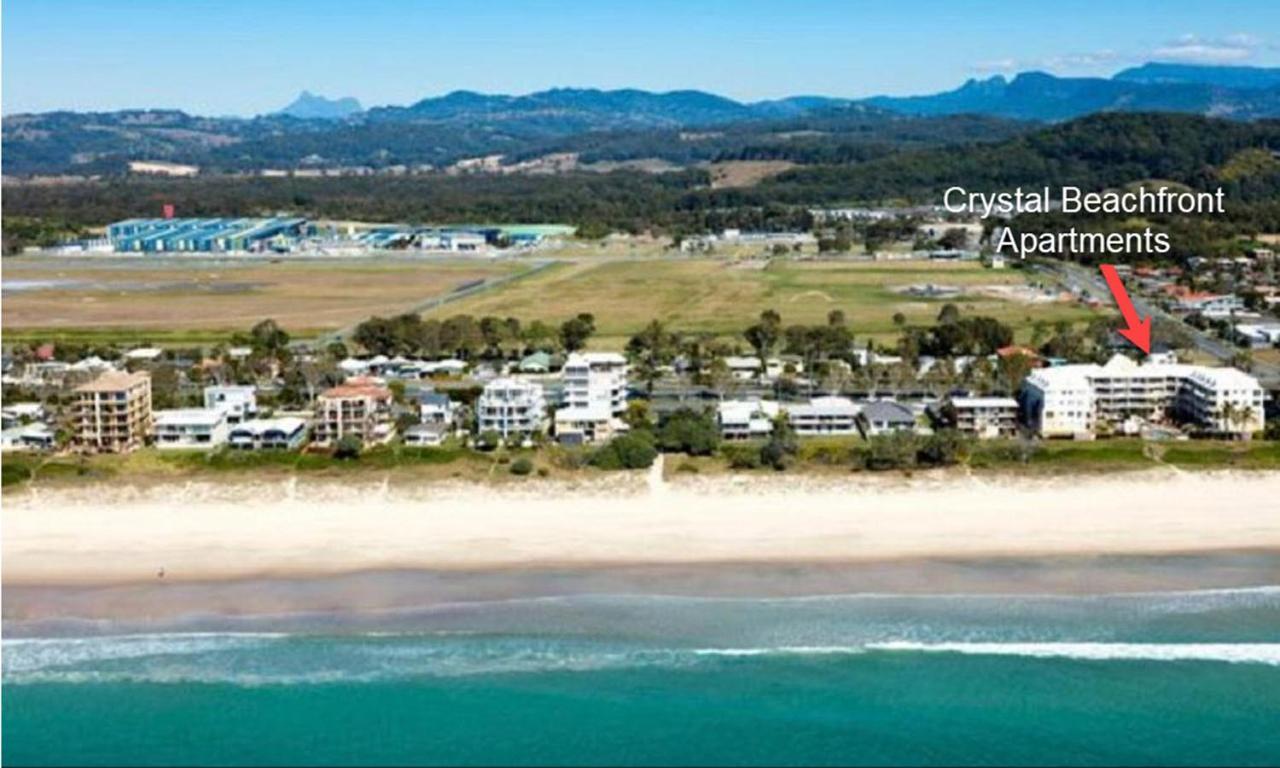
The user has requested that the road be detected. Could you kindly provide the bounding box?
[1041,260,1280,386]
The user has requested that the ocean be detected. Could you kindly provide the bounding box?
[5,581,1280,765]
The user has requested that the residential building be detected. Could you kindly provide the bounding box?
[717,399,781,440]
[1174,292,1245,317]
[477,378,547,439]
[1,423,56,452]
[1177,368,1267,436]
[72,371,153,453]
[314,377,395,446]
[786,397,860,436]
[418,390,456,425]
[555,353,628,443]
[947,396,1019,438]
[228,417,309,450]
[1021,354,1266,438]
[1,402,46,428]
[203,385,258,423]
[859,400,917,435]
[403,423,449,447]
[153,408,230,450]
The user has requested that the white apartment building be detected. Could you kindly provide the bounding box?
[1177,368,1267,435]
[203,385,258,423]
[1022,354,1266,438]
[153,408,229,450]
[555,353,628,443]
[477,378,547,439]
[786,397,860,436]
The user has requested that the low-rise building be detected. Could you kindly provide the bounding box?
[1,423,56,452]
[477,378,547,440]
[403,422,449,447]
[859,400,916,436]
[228,417,309,450]
[418,390,456,425]
[786,396,860,436]
[314,377,395,446]
[203,385,258,423]
[153,408,230,450]
[947,396,1019,438]
[717,399,780,440]
[1177,368,1267,436]
[72,371,153,453]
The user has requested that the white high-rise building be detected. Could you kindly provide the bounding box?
[555,353,628,443]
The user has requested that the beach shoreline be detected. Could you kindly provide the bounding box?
[4,469,1279,590]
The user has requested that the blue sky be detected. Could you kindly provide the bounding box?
[4,0,1279,115]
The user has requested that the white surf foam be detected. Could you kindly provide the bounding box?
[866,641,1280,665]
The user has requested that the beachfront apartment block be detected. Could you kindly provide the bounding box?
[555,353,629,444]
[948,396,1020,438]
[477,378,547,439]
[1177,368,1267,435]
[313,377,395,446]
[227,417,309,450]
[71,371,153,453]
[203,385,258,423]
[1021,354,1266,438]
[153,408,230,450]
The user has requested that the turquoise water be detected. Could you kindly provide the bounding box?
[5,587,1280,766]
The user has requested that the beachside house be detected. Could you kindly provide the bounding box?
[203,385,258,424]
[228,417,309,450]
[153,408,230,450]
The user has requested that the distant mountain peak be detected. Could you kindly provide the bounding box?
[275,91,363,120]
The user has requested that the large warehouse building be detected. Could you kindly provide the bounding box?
[107,217,309,253]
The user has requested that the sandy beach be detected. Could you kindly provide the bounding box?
[4,468,1279,588]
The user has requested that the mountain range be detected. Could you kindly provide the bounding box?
[4,63,1279,176]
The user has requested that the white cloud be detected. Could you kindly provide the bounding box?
[1151,33,1261,64]
[970,58,1017,73]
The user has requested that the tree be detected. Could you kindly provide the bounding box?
[892,312,907,327]
[744,309,782,375]
[657,408,720,456]
[624,400,653,431]
[559,313,596,353]
[627,320,679,394]
[759,414,797,470]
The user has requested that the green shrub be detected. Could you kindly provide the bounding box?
[475,430,502,451]
[721,443,763,470]
[333,435,363,460]
[509,457,534,476]
[590,432,658,470]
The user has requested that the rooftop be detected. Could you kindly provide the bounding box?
[74,371,150,393]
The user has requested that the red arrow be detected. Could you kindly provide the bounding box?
[1099,264,1151,354]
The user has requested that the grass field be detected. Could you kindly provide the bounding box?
[424,257,1100,347]
[2,256,522,339]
